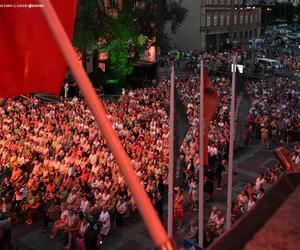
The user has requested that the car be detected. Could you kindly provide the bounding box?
[287,32,300,41]
[257,58,283,70]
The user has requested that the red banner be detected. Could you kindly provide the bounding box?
[0,0,77,98]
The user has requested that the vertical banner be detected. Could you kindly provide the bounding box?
[174,87,190,187]
[234,67,251,149]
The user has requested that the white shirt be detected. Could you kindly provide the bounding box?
[247,200,256,211]
[99,211,110,236]
[16,187,28,201]
[80,200,90,213]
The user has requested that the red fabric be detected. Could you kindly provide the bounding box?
[0,0,77,98]
[203,71,220,166]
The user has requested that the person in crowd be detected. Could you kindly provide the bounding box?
[188,177,197,211]
[256,188,265,200]
[247,196,256,211]
[115,196,127,227]
[186,219,198,241]
[215,159,226,191]
[65,209,79,250]
[174,188,184,230]
[75,215,90,250]
[261,126,270,149]
[255,174,265,193]
[98,205,111,246]
[204,168,215,203]
[51,204,68,239]
[208,207,218,227]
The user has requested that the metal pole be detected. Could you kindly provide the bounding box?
[226,56,237,231]
[198,60,204,248]
[38,1,172,248]
[251,11,255,62]
[168,61,175,238]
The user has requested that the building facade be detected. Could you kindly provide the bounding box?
[168,0,261,51]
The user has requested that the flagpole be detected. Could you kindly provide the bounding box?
[226,55,237,231]
[198,59,204,248]
[168,60,175,238]
[38,1,173,249]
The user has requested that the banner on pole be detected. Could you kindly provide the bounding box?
[234,68,251,149]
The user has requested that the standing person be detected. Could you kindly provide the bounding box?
[154,192,163,222]
[204,166,215,202]
[261,126,269,149]
[51,204,68,239]
[215,159,226,191]
[64,82,69,99]
[188,177,197,211]
[98,205,111,246]
[115,196,127,227]
[208,144,218,168]
[174,188,184,230]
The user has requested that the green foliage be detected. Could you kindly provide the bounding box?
[73,0,100,51]
[99,6,147,80]
[130,0,188,53]
[73,0,187,80]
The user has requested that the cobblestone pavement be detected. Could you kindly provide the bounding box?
[11,141,282,250]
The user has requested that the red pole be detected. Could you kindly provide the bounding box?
[37,0,172,248]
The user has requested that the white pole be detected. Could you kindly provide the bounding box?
[168,61,175,238]
[226,56,237,231]
[198,60,204,248]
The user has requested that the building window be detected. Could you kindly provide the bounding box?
[207,13,211,26]
[240,13,243,24]
[220,12,225,25]
[234,13,237,25]
[213,13,218,26]
[250,13,253,23]
[220,0,224,5]
[249,30,253,38]
[240,31,243,39]
[214,0,218,5]
[244,30,248,39]
[245,14,248,24]
[226,12,230,25]
[254,13,257,23]
[234,0,238,5]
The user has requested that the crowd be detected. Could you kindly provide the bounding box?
[0,82,171,249]
[0,45,298,249]
[174,52,299,246]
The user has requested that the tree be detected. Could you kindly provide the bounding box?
[73,0,101,65]
[132,0,188,53]
[73,0,187,79]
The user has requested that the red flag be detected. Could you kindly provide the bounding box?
[276,147,297,172]
[203,70,220,166]
[0,0,77,98]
